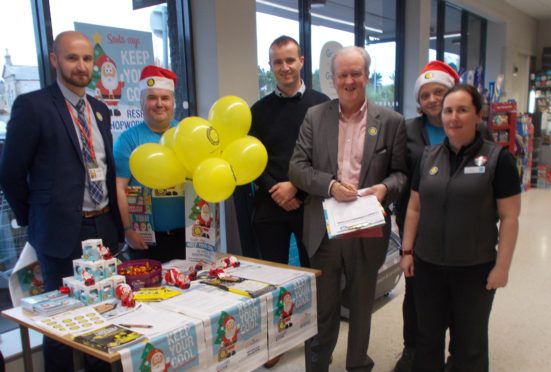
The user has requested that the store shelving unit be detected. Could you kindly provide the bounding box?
[489,102,517,154]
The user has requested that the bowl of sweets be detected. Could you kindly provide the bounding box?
[117,259,162,290]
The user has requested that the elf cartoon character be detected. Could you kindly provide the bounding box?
[216,313,239,361]
[277,288,295,331]
[139,343,171,372]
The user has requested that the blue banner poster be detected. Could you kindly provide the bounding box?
[120,321,206,372]
[207,298,268,371]
[74,22,155,140]
[266,273,317,358]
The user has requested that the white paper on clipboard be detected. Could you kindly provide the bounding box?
[322,194,385,238]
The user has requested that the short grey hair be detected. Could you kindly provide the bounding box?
[330,46,371,77]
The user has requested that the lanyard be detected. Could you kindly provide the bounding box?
[66,100,96,160]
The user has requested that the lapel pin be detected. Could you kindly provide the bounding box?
[429,166,439,175]
[368,127,377,136]
[96,112,103,122]
[474,155,488,166]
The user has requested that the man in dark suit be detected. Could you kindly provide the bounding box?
[0,31,122,371]
[289,46,407,372]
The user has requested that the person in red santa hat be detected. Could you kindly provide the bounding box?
[393,61,492,372]
[95,54,124,116]
[114,65,187,263]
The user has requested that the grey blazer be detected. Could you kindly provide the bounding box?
[289,99,408,257]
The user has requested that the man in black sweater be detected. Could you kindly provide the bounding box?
[250,35,329,273]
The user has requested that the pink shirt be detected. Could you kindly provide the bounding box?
[337,100,367,188]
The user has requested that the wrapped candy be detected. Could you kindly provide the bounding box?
[164,268,180,286]
[82,269,95,286]
[115,283,135,307]
[229,256,240,268]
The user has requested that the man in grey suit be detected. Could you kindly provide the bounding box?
[289,46,407,371]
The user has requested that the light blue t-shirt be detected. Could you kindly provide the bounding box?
[113,121,185,232]
[425,120,446,145]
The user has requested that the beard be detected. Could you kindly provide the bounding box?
[102,73,118,91]
[60,68,92,88]
[201,211,211,222]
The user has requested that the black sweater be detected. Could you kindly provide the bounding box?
[249,89,329,195]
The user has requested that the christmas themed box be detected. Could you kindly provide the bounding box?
[185,182,220,265]
[265,273,318,359]
[81,239,104,261]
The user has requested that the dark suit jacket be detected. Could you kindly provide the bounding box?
[0,82,122,258]
[289,99,408,257]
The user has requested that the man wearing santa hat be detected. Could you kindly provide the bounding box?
[114,65,186,262]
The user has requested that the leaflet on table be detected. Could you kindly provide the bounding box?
[119,315,205,372]
[109,303,193,338]
[153,282,248,319]
[34,306,109,336]
[93,300,142,319]
[201,277,276,298]
[185,182,220,265]
[225,261,308,286]
[21,289,82,316]
[154,282,268,371]
[127,186,156,244]
[322,194,386,239]
[266,272,318,359]
[73,323,145,353]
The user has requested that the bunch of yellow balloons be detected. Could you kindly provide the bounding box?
[129,96,268,203]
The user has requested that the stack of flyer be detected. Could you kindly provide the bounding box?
[21,290,82,316]
[322,194,386,239]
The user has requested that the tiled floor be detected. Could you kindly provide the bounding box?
[255,189,551,371]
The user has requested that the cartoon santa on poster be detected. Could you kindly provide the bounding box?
[95,54,125,116]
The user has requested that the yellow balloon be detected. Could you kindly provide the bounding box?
[173,116,221,175]
[222,136,268,185]
[160,127,177,149]
[129,143,187,189]
[192,158,236,203]
[208,96,252,148]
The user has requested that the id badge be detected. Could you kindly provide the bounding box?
[464,166,485,174]
[89,167,106,181]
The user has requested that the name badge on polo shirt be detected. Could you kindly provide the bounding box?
[464,166,485,174]
[89,167,106,181]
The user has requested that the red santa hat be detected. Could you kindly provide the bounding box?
[139,65,177,92]
[413,60,460,101]
[197,200,208,208]
[96,54,115,69]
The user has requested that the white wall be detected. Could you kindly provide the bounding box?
[191,0,258,117]
[190,0,259,253]
[403,0,430,119]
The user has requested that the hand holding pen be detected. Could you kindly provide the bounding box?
[330,180,358,202]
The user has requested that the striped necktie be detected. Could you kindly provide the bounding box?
[76,99,103,205]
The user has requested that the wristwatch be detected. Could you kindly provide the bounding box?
[401,249,413,255]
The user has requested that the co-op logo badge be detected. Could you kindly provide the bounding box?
[207,127,220,146]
